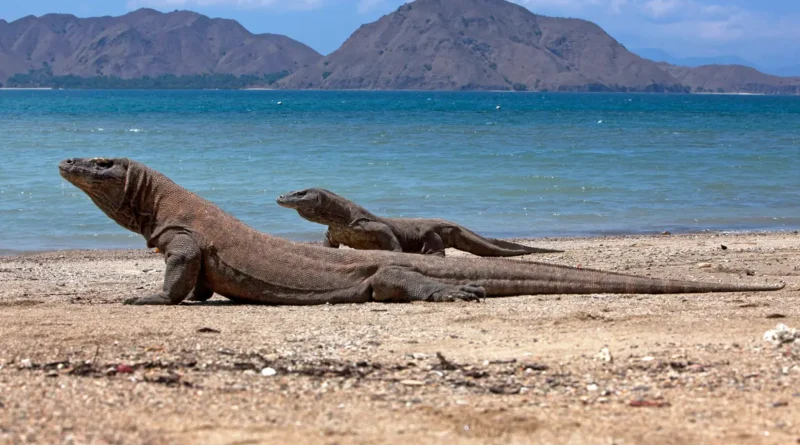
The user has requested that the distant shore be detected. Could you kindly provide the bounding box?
[0,87,792,95]
[0,87,54,90]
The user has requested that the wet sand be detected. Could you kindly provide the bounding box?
[0,231,798,444]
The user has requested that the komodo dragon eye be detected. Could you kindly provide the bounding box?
[94,159,114,168]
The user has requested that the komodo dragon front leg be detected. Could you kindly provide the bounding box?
[125,234,202,305]
[336,220,403,252]
[323,230,340,248]
[420,231,446,257]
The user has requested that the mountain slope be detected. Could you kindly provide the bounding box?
[278,0,684,91]
[0,9,321,82]
[660,64,800,94]
[634,48,759,69]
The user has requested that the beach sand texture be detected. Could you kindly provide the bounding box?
[0,231,799,444]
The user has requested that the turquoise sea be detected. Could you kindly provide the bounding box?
[0,90,798,253]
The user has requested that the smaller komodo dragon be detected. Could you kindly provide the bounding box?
[59,157,784,306]
[276,188,562,257]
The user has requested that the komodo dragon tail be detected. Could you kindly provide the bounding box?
[416,257,785,296]
[450,226,563,256]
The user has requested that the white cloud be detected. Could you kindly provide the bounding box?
[640,0,682,18]
[609,0,628,14]
[357,0,385,14]
[127,0,325,11]
[509,0,800,65]
[514,0,601,13]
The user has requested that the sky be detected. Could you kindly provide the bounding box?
[1,0,798,71]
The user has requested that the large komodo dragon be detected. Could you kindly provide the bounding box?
[59,157,784,306]
[277,188,562,257]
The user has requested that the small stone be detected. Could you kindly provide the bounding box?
[594,347,613,363]
[400,380,425,386]
[260,367,277,377]
[764,324,799,346]
[18,359,32,369]
[697,263,712,268]
[629,399,670,408]
[586,384,599,392]
[641,356,655,362]
[116,364,134,374]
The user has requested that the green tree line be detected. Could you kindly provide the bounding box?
[3,67,290,89]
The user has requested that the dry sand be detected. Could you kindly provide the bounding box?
[1,231,799,444]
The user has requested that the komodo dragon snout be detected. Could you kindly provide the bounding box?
[59,157,129,205]
[276,188,324,209]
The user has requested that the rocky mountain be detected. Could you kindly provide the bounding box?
[0,8,321,82]
[2,1,797,93]
[278,0,684,91]
[278,0,798,94]
[659,63,800,94]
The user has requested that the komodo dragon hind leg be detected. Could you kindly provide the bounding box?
[186,280,214,302]
[124,234,202,305]
[370,267,485,303]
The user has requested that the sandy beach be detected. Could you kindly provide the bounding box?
[1,231,799,444]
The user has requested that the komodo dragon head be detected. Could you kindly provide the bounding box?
[59,157,149,233]
[276,188,355,225]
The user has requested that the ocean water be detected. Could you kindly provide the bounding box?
[0,90,798,253]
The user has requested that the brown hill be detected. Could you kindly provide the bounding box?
[2,1,797,93]
[659,63,800,94]
[278,0,685,91]
[0,8,321,82]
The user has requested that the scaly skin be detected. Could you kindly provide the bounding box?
[59,158,785,306]
[276,188,562,257]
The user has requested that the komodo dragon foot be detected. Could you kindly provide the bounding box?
[428,284,486,302]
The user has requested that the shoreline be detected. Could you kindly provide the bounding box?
[1,87,797,96]
[2,228,797,258]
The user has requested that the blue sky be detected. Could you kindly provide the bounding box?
[2,0,798,71]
